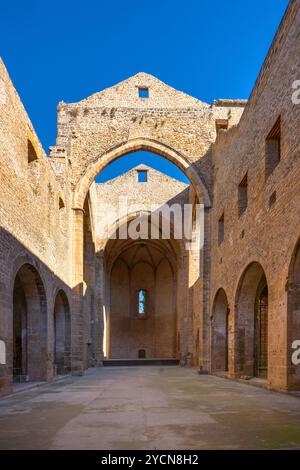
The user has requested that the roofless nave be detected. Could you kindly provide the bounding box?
[0,0,299,397]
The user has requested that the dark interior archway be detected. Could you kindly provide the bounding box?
[13,264,47,382]
[212,289,229,373]
[235,263,269,378]
[287,240,300,389]
[254,280,268,378]
[13,275,28,380]
[53,290,71,375]
[103,215,179,360]
[107,240,176,359]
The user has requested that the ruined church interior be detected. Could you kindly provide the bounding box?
[0,0,300,453]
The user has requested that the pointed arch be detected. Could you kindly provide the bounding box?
[235,262,269,378]
[72,138,211,209]
[12,263,47,382]
[211,288,230,372]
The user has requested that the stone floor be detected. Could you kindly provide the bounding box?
[0,366,300,450]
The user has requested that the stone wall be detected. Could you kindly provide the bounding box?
[210,0,300,390]
[50,71,245,208]
[0,59,73,394]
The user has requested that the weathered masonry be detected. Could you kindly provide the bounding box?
[0,0,299,395]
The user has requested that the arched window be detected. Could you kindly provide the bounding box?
[138,289,147,316]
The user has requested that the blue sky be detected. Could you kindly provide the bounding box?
[96,152,190,183]
[1,0,289,182]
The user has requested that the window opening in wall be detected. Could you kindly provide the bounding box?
[138,289,147,315]
[218,213,225,245]
[28,139,38,163]
[137,170,148,182]
[269,191,277,208]
[265,116,281,179]
[238,172,248,217]
[138,87,149,98]
[59,197,65,210]
[216,119,228,134]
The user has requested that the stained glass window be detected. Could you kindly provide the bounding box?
[138,289,147,315]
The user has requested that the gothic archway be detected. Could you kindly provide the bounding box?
[73,138,211,210]
[211,288,229,373]
[103,216,179,359]
[71,142,208,372]
[13,264,47,382]
[235,262,269,378]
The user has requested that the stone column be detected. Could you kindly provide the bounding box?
[95,252,105,364]
[199,207,211,373]
[71,207,85,375]
[178,253,190,361]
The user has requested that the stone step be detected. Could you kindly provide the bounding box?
[103,358,179,367]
